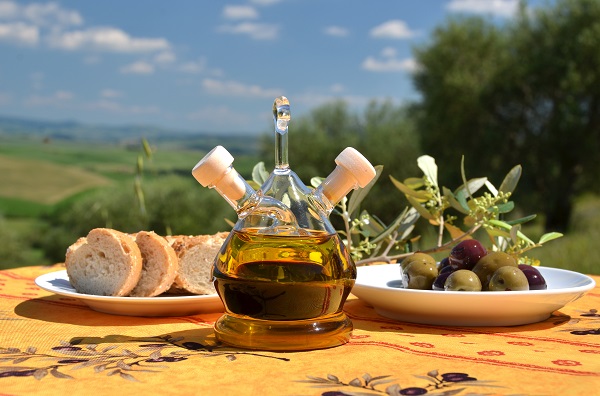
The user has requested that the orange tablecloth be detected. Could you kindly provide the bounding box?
[1,264,599,396]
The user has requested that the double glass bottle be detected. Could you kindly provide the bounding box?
[192,97,376,351]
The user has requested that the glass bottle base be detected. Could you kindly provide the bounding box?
[213,312,353,351]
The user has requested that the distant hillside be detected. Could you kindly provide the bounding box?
[0,115,262,155]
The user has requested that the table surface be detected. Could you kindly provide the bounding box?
[1,264,599,396]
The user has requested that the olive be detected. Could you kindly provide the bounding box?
[472,251,518,291]
[518,264,547,290]
[488,267,530,291]
[448,239,487,270]
[400,252,436,271]
[402,260,438,289]
[432,270,453,290]
[444,269,482,291]
[438,257,450,272]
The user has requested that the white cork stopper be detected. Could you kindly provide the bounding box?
[335,147,376,188]
[192,146,246,201]
[321,147,376,205]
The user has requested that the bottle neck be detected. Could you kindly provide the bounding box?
[274,130,289,171]
[315,166,358,213]
[211,166,259,213]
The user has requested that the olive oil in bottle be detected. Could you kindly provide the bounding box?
[191,96,375,351]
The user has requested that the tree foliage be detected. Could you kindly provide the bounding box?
[412,0,600,231]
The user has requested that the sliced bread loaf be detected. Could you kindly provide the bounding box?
[65,228,143,296]
[169,232,229,295]
[129,231,179,297]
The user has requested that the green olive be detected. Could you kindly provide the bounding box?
[400,252,436,271]
[402,261,438,289]
[488,267,530,291]
[472,251,518,291]
[444,270,482,291]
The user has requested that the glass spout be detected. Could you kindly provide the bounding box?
[273,96,290,171]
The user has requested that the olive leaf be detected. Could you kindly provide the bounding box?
[348,165,383,217]
[390,175,431,201]
[499,164,522,194]
[417,155,438,187]
[539,232,563,244]
[251,161,269,187]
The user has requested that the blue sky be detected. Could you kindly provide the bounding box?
[0,0,546,135]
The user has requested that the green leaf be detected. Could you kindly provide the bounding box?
[443,187,469,214]
[488,219,535,245]
[348,165,383,217]
[494,201,515,214]
[404,177,425,189]
[310,176,323,188]
[505,214,536,225]
[417,155,438,187]
[251,162,269,185]
[454,189,470,213]
[485,180,498,197]
[357,211,386,237]
[455,177,488,198]
[499,165,522,194]
[406,195,435,220]
[371,207,419,244]
[390,175,432,201]
[539,232,563,244]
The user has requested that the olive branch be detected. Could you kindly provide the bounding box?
[251,155,562,266]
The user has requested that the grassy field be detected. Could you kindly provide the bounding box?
[0,135,598,275]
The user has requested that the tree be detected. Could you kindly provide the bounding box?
[412,0,600,232]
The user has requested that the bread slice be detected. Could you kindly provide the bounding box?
[168,232,229,295]
[128,231,179,297]
[65,228,143,296]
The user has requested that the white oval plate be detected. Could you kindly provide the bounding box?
[352,264,596,326]
[35,270,224,317]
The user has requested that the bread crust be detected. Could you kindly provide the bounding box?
[168,232,228,295]
[65,228,143,296]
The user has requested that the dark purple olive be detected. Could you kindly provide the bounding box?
[438,257,450,272]
[432,271,453,290]
[518,264,547,290]
[448,240,487,270]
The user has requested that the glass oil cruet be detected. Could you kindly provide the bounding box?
[191,96,376,351]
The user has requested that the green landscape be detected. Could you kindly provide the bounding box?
[1,0,599,275]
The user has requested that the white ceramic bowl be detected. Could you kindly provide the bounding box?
[352,264,595,326]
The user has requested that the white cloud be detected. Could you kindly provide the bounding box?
[24,90,74,106]
[154,51,176,64]
[324,26,349,38]
[250,0,283,5]
[202,78,283,98]
[0,22,39,45]
[120,61,155,75]
[0,1,83,28]
[0,1,18,19]
[48,27,170,53]
[179,58,207,74]
[330,83,345,93]
[21,2,83,28]
[100,89,122,98]
[446,0,519,17]
[362,53,419,73]
[381,47,397,58]
[223,5,259,20]
[88,99,160,115]
[370,20,417,39]
[217,22,279,40]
